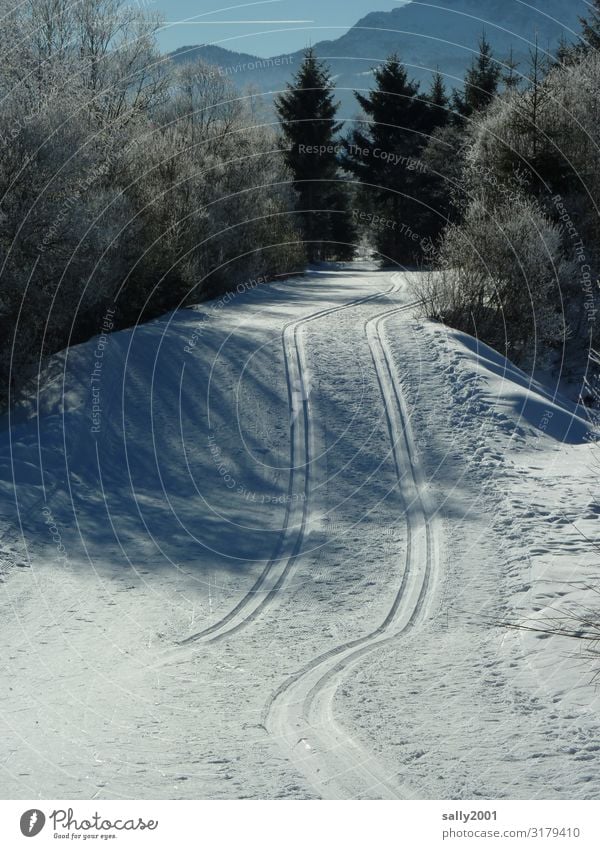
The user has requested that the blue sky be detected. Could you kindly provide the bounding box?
[154,1,408,57]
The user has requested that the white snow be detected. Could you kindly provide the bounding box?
[0,266,598,799]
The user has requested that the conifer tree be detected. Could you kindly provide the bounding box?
[526,37,549,161]
[502,47,520,90]
[424,71,450,131]
[453,34,501,117]
[275,49,356,262]
[341,55,431,263]
[514,38,568,197]
[555,35,582,68]
[414,70,454,251]
[580,0,600,51]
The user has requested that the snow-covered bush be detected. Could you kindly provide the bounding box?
[415,193,573,365]
[418,47,600,367]
[465,52,600,295]
[0,3,304,409]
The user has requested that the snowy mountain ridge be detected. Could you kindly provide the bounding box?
[170,0,586,113]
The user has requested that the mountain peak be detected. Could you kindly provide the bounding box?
[170,1,586,115]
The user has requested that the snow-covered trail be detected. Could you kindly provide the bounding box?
[178,288,393,647]
[264,300,439,800]
[1,266,599,800]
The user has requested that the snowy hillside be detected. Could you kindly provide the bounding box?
[171,0,585,114]
[0,267,598,799]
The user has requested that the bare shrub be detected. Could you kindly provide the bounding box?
[413,193,573,366]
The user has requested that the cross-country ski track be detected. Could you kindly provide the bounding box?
[261,298,439,799]
[2,265,600,801]
[178,287,401,646]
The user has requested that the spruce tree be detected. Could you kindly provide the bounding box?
[502,47,520,90]
[580,0,600,51]
[555,35,582,68]
[526,38,550,161]
[341,55,431,264]
[275,49,356,262]
[419,71,453,248]
[453,34,501,117]
[424,71,450,131]
[515,39,568,198]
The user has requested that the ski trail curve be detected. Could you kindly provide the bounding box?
[178,287,396,647]
[263,299,440,800]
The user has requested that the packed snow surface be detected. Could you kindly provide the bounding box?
[1,267,598,799]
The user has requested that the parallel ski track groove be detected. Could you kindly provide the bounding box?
[262,298,437,799]
[178,286,399,646]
